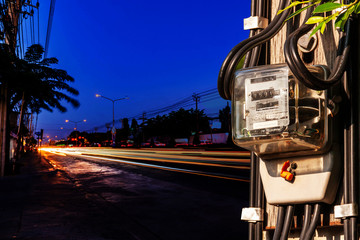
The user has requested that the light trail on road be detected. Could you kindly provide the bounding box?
[41,147,250,182]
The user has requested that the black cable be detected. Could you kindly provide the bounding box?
[272,206,285,240]
[25,16,29,49]
[286,4,302,36]
[17,15,22,58]
[247,0,264,68]
[299,204,312,240]
[302,204,321,240]
[217,0,291,100]
[29,6,33,45]
[246,2,267,238]
[248,30,262,68]
[344,115,350,240]
[244,0,257,69]
[249,152,257,240]
[243,30,256,69]
[280,205,294,240]
[254,153,264,240]
[31,8,35,44]
[44,0,56,58]
[37,0,40,43]
[20,15,25,57]
[346,19,358,239]
[284,6,351,90]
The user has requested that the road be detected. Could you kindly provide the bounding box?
[40,147,251,240]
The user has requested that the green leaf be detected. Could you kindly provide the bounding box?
[355,2,360,14]
[335,11,346,28]
[320,21,327,33]
[306,16,325,24]
[313,2,342,13]
[285,2,318,22]
[278,1,306,15]
[338,6,354,30]
[347,5,356,16]
[309,21,324,37]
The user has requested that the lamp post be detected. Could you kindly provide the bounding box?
[65,119,86,146]
[96,94,129,147]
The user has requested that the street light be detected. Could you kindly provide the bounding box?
[95,94,129,127]
[65,119,87,146]
[65,119,87,130]
[96,94,129,146]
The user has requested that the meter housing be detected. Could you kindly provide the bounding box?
[232,64,331,159]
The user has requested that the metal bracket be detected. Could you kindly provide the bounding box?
[244,16,268,30]
[241,207,264,222]
[334,203,358,219]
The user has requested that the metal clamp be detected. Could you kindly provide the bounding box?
[244,16,268,30]
[241,207,264,222]
[334,203,358,219]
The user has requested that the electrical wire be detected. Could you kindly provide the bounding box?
[29,6,33,45]
[44,0,56,58]
[17,16,22,58]
[37,0,40,44]
[31,0,35,44]
[343,25,358,239]
[272,206,285,240]
[86,88,225,132]
[255,153,264,240]
[348,44,358,240]
[134,88,220,118]
[299,204,312,240]
[249,152,257,240]
[302,204,321,240]
[284,6,351,90]
[280,205,294,240]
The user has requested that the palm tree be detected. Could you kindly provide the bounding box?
[10,44,79,158]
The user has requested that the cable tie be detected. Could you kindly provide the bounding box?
[241,207,264,222]
[334,203,358,219]
[244,16,268,30]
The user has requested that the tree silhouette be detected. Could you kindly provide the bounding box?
[10,44,79,158]
[142,108,210,140]
[219,104,231,132]
[10,44,79,114]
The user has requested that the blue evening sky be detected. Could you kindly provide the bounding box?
[35,0,250,139]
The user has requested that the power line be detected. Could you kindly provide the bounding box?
[85,88,224,132]
[44,0,56,58]
[37,0,39,43]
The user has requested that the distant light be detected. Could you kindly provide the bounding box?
[83,119,87,122]
[60,127,63,129]
[65,120,69,123]
[95,94,101,98]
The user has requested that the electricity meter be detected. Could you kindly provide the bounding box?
[232,64,332,159]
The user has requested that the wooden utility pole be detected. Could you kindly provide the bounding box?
[262,0,358,239]
[192,93,200,132]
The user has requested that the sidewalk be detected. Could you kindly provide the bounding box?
[0,152,160,240]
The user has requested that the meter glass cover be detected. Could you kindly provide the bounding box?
[232,64,330,158]
[244,72,289,134]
